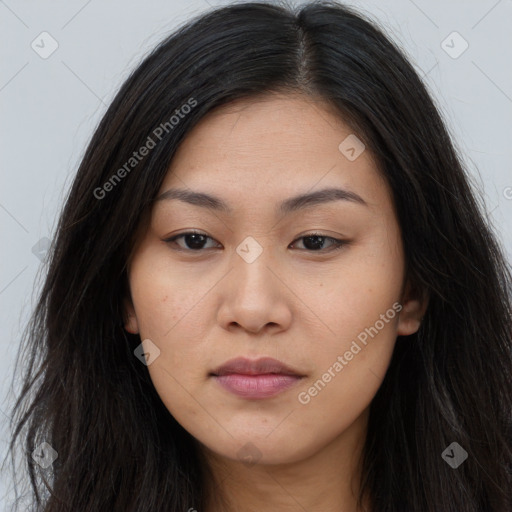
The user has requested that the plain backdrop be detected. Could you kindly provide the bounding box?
[1,0,511,508]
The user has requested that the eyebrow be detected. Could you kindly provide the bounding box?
[154,187,368,215]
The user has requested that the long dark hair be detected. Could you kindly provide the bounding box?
[7,1,512,510]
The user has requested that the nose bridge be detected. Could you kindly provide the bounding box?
[216,234,291,333]
[232,234,276,295]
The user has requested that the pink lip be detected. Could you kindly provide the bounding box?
[211,357,305,399]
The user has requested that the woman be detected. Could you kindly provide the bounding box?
[8,1,512,511]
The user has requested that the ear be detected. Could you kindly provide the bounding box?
[123,295,140,334]
[397,279,429,336]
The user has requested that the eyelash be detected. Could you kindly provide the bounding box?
[163,230,348,253]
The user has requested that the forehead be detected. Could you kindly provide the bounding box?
[158,93,389,213]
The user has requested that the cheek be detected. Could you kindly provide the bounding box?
[317,241,404,341]
[301,233,403,405]
[129,254,214,341]
[128,257,218,390]
[293,311,398,444]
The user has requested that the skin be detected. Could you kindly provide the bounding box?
[123,92,428,512]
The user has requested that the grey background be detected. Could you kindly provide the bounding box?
[1,0,511,508]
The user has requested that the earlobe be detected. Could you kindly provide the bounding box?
[397,281,429,336]
[123,297,139,334]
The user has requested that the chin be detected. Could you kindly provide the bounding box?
[199,432,320,467]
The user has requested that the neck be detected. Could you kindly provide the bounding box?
[198,409,372,512]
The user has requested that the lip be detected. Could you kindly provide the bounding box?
[212,356,303,377]
[210,357,305,399]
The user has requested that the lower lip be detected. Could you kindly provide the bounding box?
[212,374,302,399]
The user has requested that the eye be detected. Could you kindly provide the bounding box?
[164,231,220,251]
[290,232,347,252]
[163,231,347,252]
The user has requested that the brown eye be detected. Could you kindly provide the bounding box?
[290,233,347,252]
[164,231,220,251]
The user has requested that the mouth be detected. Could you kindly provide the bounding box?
[210,357,305,399]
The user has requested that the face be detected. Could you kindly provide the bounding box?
[123,93,427,467]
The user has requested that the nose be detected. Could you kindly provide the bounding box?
[216,246,292,334]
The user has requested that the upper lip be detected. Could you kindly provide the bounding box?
[211,357,304,377]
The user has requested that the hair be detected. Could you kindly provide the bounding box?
[6,1,512,511]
